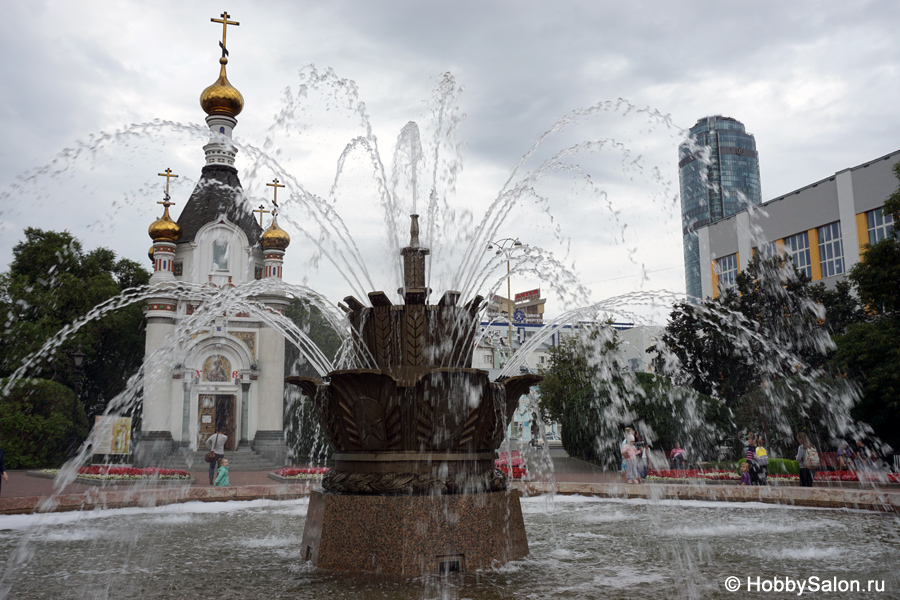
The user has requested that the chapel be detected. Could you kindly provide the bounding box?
[136,13,290,466]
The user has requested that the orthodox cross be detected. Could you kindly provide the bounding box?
[157,168,178,201]
[266,178,285,214]
[252,204,270,227]
[211,11,239,57]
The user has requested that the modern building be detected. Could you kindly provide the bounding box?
[137,19,290,465]
[678,116,762,300]
[486,288,546,325]
[697,149,899,299]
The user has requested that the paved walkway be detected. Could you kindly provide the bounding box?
[0,450,896,515]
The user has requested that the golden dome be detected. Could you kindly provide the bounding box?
[148,246,155,262]
[261,216,291,251]
[200,57,244,117]
[148,204,182,242]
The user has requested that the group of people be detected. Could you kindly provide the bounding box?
[205,428,230,487]
[740,432,770,486]
[745,432,879,488]
[621,428,648,484]
[621,428,691,483]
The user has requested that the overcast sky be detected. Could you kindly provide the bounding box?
[1,1,898,323]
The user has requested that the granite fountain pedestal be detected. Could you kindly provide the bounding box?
[287,215,539,575]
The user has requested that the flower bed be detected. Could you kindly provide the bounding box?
[273,467,330,480]
[77,466,191,481]
[496,451,528,480]
[34,467,192,482]
[647,468,900,484]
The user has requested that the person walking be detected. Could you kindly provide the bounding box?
[797,432,816,487]
[205,428,227,485]
[746,432,759,485]
[0,443,8,497]
[622,435,640,484]
[634,430,649,479]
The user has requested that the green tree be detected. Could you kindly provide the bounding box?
[831,160,900,449]
[0,228,150,421]
[0,378,89,468]
[538,329,724,467]
[654,255,835,406]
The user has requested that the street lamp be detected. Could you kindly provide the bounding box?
[487,238,523,367]
[69,345,86,457]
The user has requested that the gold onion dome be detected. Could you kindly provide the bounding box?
[200,57,244,117]
[148,246,155,262]
[261,217,291,251]
[148,204,182,242]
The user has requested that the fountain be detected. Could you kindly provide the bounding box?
[287,213,540,575]
[0,12,898,599]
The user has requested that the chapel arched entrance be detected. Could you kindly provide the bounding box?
[197,394,237,451]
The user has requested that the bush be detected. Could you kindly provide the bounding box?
[0,378,88,468]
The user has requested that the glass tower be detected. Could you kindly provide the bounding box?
[678,115,762,300]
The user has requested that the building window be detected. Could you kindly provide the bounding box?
[784,231,811,279]
[817,222,844,278]
[715,253,739,291]
[867,208,894,244]
[212,241,229,271]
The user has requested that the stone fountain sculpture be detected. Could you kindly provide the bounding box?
[287,214,541,575]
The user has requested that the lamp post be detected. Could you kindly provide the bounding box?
[69,345,86,457]
[487,238,523,367]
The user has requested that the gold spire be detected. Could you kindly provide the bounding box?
[200,11,244,117]
[149,170,183,242]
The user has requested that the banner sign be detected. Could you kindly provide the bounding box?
[514,289,540,302]
[91,416,132,455]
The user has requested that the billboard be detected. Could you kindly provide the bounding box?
[514,289,540,302]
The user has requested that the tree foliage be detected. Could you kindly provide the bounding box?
[831,161,900,450]
[0,378,89,468]
[538,329,724,468]
[0,228,150,421]
[654,254,839,406]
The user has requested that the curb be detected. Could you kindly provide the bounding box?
[513,482,900,513]
[266,473,324,484]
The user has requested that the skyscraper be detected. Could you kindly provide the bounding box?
[678,116,762,300]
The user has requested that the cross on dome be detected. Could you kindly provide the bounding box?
[266,178,285,212]
[253,204,270,227]
[157,168,179,198]
[211,11,239,58]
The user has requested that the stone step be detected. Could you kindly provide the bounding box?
[159,449,283,472]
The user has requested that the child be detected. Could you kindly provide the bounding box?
[214,458,230,487]
[622,436,640,484]
[739,461,751,486]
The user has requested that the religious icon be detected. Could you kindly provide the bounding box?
[203,355,231,382]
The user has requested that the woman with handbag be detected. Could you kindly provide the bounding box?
[205,428,227,485]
